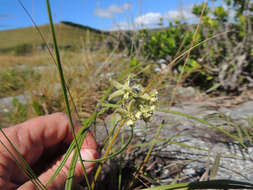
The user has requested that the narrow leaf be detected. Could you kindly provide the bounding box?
[159,109,247,148]
[141,180,253,190]
[111,79,123,89]
[65,148,78,190]
[108,89,124,100]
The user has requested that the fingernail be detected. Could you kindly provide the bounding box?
[81,149,94,161]
[80,149,98,172]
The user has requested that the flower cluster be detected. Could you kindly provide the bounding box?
[109,74,158,126]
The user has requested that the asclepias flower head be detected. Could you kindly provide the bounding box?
[109,74,158,126]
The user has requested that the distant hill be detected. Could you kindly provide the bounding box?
[0,21,110,53]
[60,21,110,35]
[0,21,175,55]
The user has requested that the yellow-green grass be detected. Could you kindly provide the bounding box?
[0,50,109,68]
[0,49,114,97]
[0,22,108,51]
[0,52,50,67]
[0,47,132,120]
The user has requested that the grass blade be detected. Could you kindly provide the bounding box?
[141,180,253,190]
[91,120,125,189]
[129,122,164,188]
[46,0,90,188]
[46,136,76,187]
[169,1,207,107]
[65,148,79,190]
[159,109,247,148]
[0,128,46,190]
[210,153,221,179]
[82,125,134,163]
[46,115,93,187]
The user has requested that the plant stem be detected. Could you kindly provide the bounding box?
[129,122,163,189]
[46,1,91,189]
[91,120,125,189]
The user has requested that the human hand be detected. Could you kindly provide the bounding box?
[0,112,98,190]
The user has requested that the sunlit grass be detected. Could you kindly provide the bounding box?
[0,0,253,189]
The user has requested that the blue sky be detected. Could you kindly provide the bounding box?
[0,0,206,31]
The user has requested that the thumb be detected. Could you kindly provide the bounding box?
[18,132,98,190]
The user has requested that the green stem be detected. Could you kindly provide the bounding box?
[0,128,46,190]
[129,123,163,189]
[91,120,126,189]
[45,1,91,189]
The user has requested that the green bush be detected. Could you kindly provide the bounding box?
[139,0,253,92]
[143,23,197,60]
[13,43,33,55]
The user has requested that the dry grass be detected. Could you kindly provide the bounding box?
[0,47,134,125]
[0,52,50,67]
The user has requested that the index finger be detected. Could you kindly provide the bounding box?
[0,113,75,164]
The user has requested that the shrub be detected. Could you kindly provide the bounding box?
[13,43,33,56]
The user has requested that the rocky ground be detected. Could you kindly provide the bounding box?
[134,101,253,182]
[1,88,253,189]
[93,94,253,189]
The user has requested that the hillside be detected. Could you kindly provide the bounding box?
[0,21,109,52]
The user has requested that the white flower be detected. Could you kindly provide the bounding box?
[109,74,158,127]
[126,119,134,126]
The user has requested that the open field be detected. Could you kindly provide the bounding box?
[1,1,253,189]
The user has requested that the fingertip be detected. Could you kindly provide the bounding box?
[80,148,99,171]
[82,132,98,150]
[6,112,73,164]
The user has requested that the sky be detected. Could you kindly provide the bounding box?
[0,0,208,31]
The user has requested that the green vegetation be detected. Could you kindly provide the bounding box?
[134,0,253,92]
[0,68,40,98]
[7,97,27,124]
[13,43,33,55]
[0,22,109,54]
[1,0,253,189]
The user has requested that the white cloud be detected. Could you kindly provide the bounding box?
[109,12,162,31]
[94,3,132,18]
[110,22,132,31]
[164,6,196,21]
[134,12,162,26]
[109,5,198,30]
[133,6,196,27]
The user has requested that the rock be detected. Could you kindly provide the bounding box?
[219,101,253,120]
[103,100,253,185]
[157,59,167,65]
[0,93,30,113]
[175,86,196,100]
